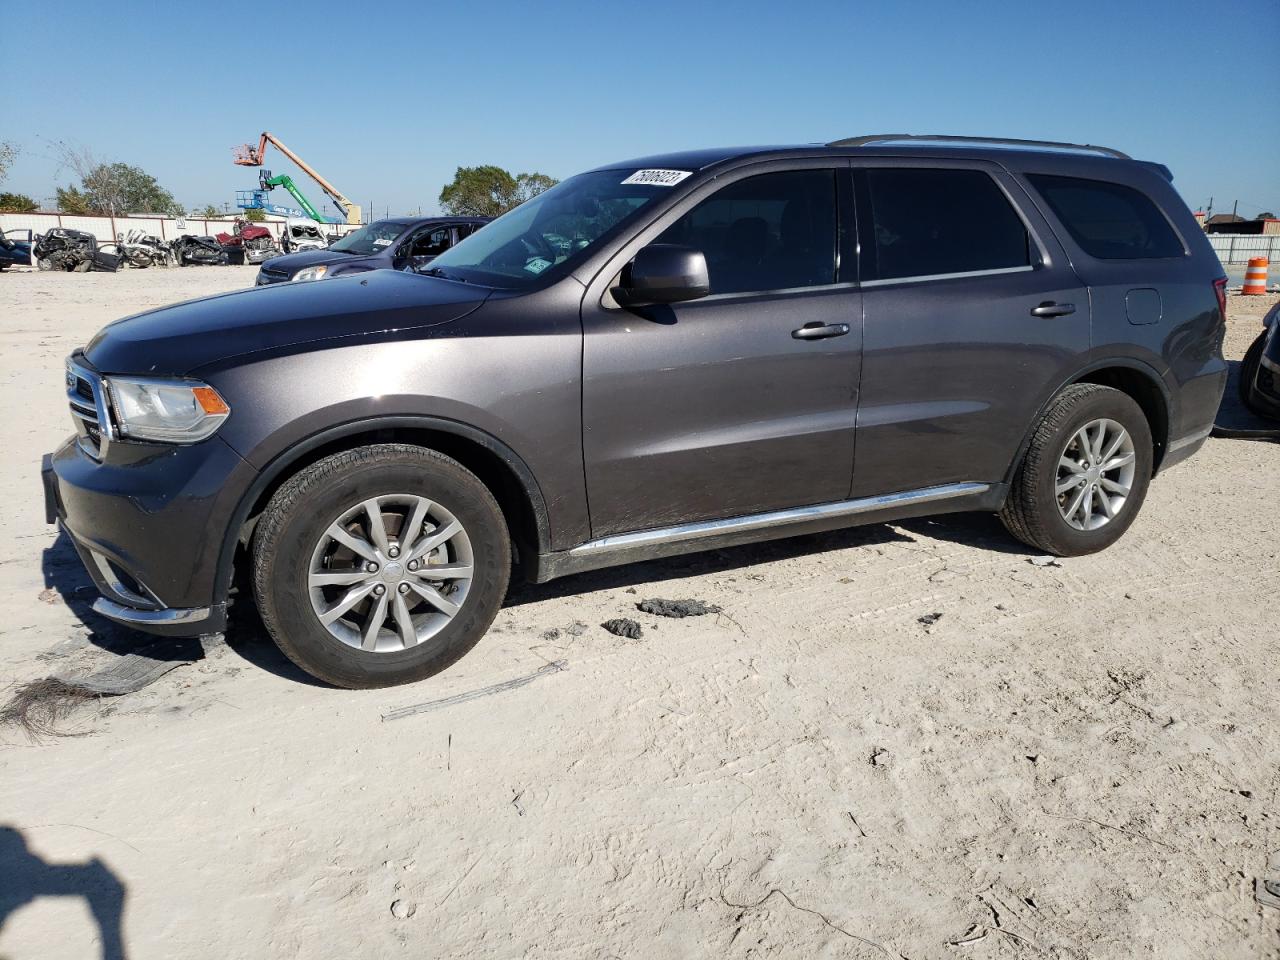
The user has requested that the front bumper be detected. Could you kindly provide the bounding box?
[42,432,256,636]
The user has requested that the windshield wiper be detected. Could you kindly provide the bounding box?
[423,267,468,283]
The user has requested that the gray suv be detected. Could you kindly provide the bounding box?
[42,135,1228,688]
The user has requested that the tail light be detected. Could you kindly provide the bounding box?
[1213,277,1228,321]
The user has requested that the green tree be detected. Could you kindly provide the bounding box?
[55,185,92,214]
[192,204,222,218]
[439,165,558,217]
[0,192,38,213]
[49,141,184,216]
[242,207,266,222]
[514,172,557,205]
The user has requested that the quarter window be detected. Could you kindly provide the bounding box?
[656,170,837,295]
[1026,174,1184,260]
[861,168,1031,281]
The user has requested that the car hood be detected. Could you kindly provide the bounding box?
[84,270,490,376]
[261,249,378,274]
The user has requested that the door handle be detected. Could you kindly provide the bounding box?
[1030,302,1076,318]
[792,322,850,340]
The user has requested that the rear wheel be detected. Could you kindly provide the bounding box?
[1001,384,1153,556]
[252,444,511,688]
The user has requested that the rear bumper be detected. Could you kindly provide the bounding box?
[43,434,255,636]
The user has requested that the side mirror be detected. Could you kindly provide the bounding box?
[621,244,710,304]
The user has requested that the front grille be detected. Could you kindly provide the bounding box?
[257,266,288,285]
[66,360,111,458]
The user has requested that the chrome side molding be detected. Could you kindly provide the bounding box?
[569,482,991,557]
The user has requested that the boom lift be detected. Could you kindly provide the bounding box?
[233,132,362,225]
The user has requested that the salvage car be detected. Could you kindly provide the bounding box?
[281,218,329,254]
[172,234,227,266]
[0,229,33,270]
[115,229,174,269]
[44,135,1227,688]
[1239,300,1280,419]
[255,216,487,284]
[216,220,279,265]
[35,228,117,272]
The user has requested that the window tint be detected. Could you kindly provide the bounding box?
[862,168,1030,281]
[656,170,836,295]
[1027,174,1183,260]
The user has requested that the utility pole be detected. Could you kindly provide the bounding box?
[1232,199,1238,219]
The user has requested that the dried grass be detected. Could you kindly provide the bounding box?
[0,678,98,741]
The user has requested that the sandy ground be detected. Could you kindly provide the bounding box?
[0,266,1277,960]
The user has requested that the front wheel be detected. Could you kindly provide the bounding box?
[1001,384,1153,556]
[1238,332,1267,416]
[252,444,511,688]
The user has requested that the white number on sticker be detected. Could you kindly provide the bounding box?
[621,169,692,187]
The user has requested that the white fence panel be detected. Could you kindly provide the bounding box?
[2,211,363,249]
[1208,234,1280,263]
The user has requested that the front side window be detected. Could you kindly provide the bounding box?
[656,170,837,295]
[425,169,684,288]
[408,227,452,257]
[1027,174,1184,260]
[861,168,1031,281]
[329,220,408,255]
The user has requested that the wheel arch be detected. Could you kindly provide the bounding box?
[1004,359,1173,488]
[215,416,551,606]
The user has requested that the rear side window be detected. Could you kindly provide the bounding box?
[1026,174,1184,260]
[656,170,837,295]
[860,168,1030,281]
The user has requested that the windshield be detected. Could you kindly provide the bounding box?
[329,220,408,255]
[425,168,688,287]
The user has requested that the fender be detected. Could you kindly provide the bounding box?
[1002,356,1175,488]
[212,414,552,605]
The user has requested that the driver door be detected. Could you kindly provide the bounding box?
[580,163,862,538]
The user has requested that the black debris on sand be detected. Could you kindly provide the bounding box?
[917,612,943,626]
[637,598,723,619]
[602,618,644,640]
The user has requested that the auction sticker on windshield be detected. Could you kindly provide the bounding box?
[621,169,692,186]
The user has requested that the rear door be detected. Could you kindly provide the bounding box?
[580,163,862,537]
[849,160,1090,497]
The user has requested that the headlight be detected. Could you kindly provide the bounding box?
[291,265,328,282]
[105,377,230,443]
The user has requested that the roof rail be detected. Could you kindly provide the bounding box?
[827,134,1132,160]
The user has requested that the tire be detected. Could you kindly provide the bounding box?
[252,444,511,688]
[1238,332,1266,415]
[1001,383,1153,556]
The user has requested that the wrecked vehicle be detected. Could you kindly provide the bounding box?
[172,234,227,266]
[0,229,33,271]
[35,228,117,272]
[116,229,174,269]
[216,220,279,265]
[44,135,1226,689]
[281,218,329,254]
[1239,300,1280,420]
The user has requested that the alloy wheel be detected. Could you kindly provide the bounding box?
[307,494,474,653]
[1055,418,1136,531]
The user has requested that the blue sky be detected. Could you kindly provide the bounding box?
[3,0,1277,219]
